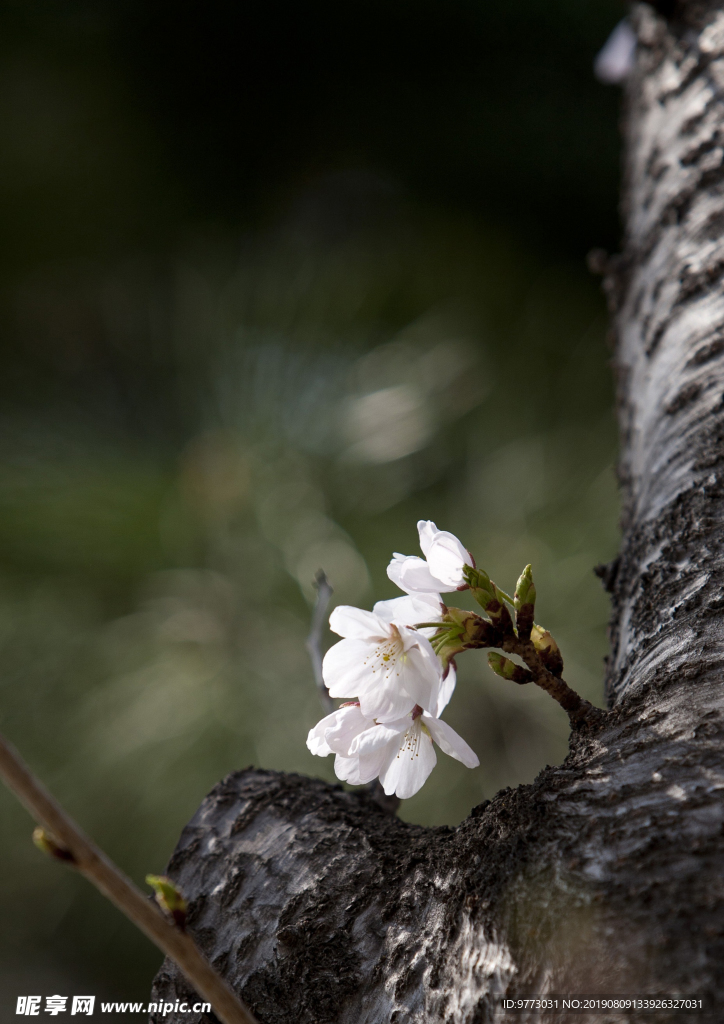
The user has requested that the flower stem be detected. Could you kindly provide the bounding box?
[501,638,604,727]
[496,587,516,608]
[0,730,258,1024]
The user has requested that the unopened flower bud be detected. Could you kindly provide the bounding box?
[487,652,534,685]
[32,827,76,864]
[146,874,188,930]
[463,567,514,634]
[514,564,536,641]
[531,624,564,677]
[444,607,496,646]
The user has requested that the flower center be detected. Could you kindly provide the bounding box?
[396,719,422,761]
[364,628,405,681]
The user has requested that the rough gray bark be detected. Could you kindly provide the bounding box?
[151,5,724,1021]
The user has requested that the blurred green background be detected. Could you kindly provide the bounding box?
[0,0,625,1016]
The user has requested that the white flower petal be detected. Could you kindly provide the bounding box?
[417,521,470,588]
[334,753,364,785]
[356,741,395,784]
[373,593,444,633]
[307,705,370,756]
[398,623,437,656]
[307,716,336,756]
[417,520,437,558]
[337,720,409,786]
[351,718,407,756]
[322,637,379,698]
[379,720,437,799]
[329,605,388,640]
[357,684,417,723]
[392,643,440,713]
[433,663,457,717]
[397,628,447,710]
[387,553,455,594]
[423,714,479,769]
[324,705,372,755]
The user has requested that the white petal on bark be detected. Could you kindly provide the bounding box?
[387,553,455,594]
[378,720,437,799]
[423,714,479,769]
[417,521,470,588]
[594,18,636,85]
[329,605,388,640]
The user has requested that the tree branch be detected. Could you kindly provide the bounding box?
[0,730,258,1024]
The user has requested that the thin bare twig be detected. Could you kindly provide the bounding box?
[0,731,258,1024]
[306,569,334,714]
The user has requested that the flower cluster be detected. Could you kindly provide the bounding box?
[307,521,480,799]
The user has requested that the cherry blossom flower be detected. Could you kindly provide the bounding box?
[322,604,446,721]
[307,703,479,800]
[372,592,456,716]
[387,520,472,594]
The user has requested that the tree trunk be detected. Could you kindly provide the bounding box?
[150,5,724,1020]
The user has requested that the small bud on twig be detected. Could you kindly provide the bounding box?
[530,624,564,677]
[463,566,515,634]
[146,874,188,931]
[487,652,534,685]
[514,564,536,641]
[33,826,77,864]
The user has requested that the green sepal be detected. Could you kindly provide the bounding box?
[487,652,534,685]
[462,567,514,634]
[463,565,496,608]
